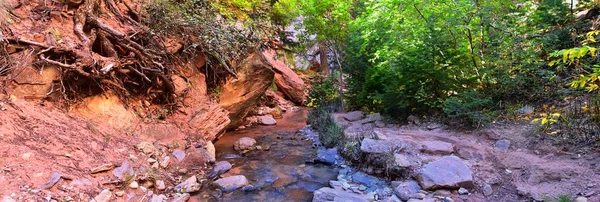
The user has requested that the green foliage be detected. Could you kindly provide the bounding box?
[307,75,340,108]
[307,106,343,148]
[443,91,494,127]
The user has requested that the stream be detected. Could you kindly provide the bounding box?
[199,108,340,202]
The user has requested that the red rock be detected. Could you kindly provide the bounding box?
[262,49,307,104]
[219,52,275,129]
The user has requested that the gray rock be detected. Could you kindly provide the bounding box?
[417,156,473,190]
[458,187,469,195]
[233,137,257,151]
[214,175,249,191]
[175,176,201,193]
[351,172,380,187]
[40,171,61,189]
[359,113,383,124]
[494,139,511,150]
[575,196,588,202]
[207,161,233,179]
[516,106,534,115]
[257,115,277,125]
[393,180,422,201]
[150,194,167,202]
[93,189,112,202]
[172,149,185,162]
[344,111,365,121]
[360,138,404,154]
[407,115,421,125]
[315,148,338,165]
[407,198,436,202]
[482,184,493,196]
[313,187,375,202]
[382,194,402,202]
[171,193,190,202]
[196,148,216,163]
[421,141,455,155]
[394,153,412,167]
[241,185,255,191]
[427,123,443,130]
[113,161,134,181]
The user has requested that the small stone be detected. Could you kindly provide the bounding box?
[91,163,115,174]
[115,191,125,197]
[40,171,61,190]
[584,191,595,197]
[150,194,168,202]
[213,175,249,191]
[129,181,139,189]
[21,152,33,160]
[148,158,157,163]
[494,139,511,150]
[113,161,134,181]
[137,142,157,155]
[172,149,185,162]
[394,153,412,167]
[344,111,365,121]
[458,187,469,195]
[171,193,190,202]
[233,137,257,151]
[175,176,201,193]
[575,197,588,202]
[407,115,421,125]
[207,161,232,179]
[206,141,216,159]
[241,185,255,191]
[160,156,170,168]
[257,115,277,125]
[92,189,112,202]
[482,184,493,196]
[156,180,166,190]
[152,162,159,169]
[421,141,455,155]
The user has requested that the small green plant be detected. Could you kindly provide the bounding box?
[532,112,563,131]
[307,75,340,108]
[307,106,343,148]
[542,194,572,202]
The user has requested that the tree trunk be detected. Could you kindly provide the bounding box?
[319,41,330,75]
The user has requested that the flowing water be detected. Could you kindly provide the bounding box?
[201,108,339,202]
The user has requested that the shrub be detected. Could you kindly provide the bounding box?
[442,91,495,127]
[307,106,343,148]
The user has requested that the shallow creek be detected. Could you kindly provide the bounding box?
[200,108,339,202]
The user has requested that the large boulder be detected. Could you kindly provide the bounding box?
[416,156,473,190]
[360,138,404,154]
[219,52,275,129]
[188,103,231,141]
[262,49,306,104]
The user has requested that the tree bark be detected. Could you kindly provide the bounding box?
[319,41,330,75]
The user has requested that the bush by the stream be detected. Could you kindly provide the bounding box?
[307,106,343,148]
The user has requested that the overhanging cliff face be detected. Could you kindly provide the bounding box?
[219,52,275,130]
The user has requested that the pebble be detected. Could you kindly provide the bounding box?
[172,194,190,202]
[21,153,33,160]
[129,181,139,189]
[115,191,125,197]
[150,194,167,202]
[458,187,469,195]
[172,149,186,162]
[482,184,493,196]
[160,156,170,168]
[575,196,588,202]
[93,189,112,202]
[90,163,115,174]
[156,180,166,190]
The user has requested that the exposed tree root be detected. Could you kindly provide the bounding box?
[3,0,176,105]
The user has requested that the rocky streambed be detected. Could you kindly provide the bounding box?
[200,109,600,202]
